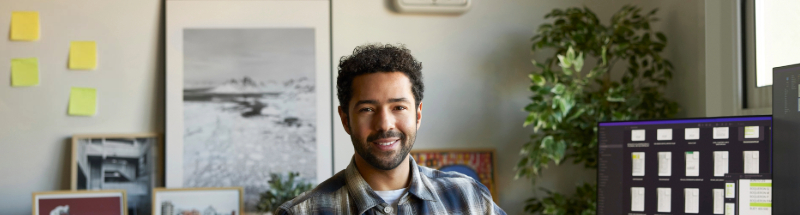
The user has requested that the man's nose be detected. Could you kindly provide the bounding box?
[374,108,396,131]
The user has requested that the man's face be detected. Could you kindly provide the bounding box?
[339,72,422,170]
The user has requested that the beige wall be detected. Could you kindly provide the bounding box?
[0,0,709,214]
[0,0,162,214]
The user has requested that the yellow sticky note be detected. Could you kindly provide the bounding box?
[69,87,97,116]
[69,41,97,70]
[10,11,40,41]
[11,58,39,86]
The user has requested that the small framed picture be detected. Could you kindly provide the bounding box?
[152,187,244,215]
[410,149,498,201]
[71,133,163,215]
[32,190,127,215]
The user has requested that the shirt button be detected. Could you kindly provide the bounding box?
[384,206,393,213]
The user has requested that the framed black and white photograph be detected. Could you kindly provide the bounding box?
[152,187,243,215]
[165,0,331,212]
[71,133,161,215]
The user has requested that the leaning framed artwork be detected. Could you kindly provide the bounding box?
[165,0,331,212]
[32,190,127,215]
[152,187,244,215]
[70,133,163,215]
[410,149,498,201]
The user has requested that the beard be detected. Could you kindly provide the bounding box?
[352,129,416,171]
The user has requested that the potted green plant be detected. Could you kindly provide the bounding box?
[256,172,314,214]
[516,5,680,214]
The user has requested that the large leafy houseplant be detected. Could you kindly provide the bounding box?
[516,5,680,214]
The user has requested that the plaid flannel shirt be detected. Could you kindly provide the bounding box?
[276,156,506,215]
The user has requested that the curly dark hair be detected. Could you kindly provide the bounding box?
[337,44,424,114]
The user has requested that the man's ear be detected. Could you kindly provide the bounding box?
[338,106,352,135]
[416,102,422,130]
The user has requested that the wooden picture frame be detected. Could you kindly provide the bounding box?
[152,187,244,215]
[165,1,332,212]
[32,190,127,215]
[70,133,163,214]
[410,148,499,201]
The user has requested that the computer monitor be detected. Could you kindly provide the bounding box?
[771,63,800,213]
[597,116,772,215]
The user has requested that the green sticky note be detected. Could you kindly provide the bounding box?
[69,87,97,116]
[10,11,40,41]
[11,58,39,86]
[69,41,97,70]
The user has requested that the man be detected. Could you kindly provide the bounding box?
[276,44,505,215]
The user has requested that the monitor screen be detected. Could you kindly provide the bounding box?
[771,63,800,213]
[597,116,772,215]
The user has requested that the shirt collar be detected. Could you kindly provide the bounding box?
[405,156,436,201]
[344,155,437,214]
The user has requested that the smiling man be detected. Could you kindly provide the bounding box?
[276,44,505,215]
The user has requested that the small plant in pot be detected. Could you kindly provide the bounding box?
[256,172,313,214]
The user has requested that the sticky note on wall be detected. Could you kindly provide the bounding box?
[68,87,97,116]
[10,11,40,41]
[69,41,97,70]
[11,58,39,86]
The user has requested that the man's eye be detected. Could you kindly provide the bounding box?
[395,106,407,111]
[359,108,373,112]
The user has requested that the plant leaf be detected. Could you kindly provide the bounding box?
[557,96,574,115]
[656,32,667,42]
[551,84,566,95]
[573,52,584,73]
[558,54,571,69]
[531,74,546,86]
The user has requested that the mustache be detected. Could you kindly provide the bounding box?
[366,130,405,142]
